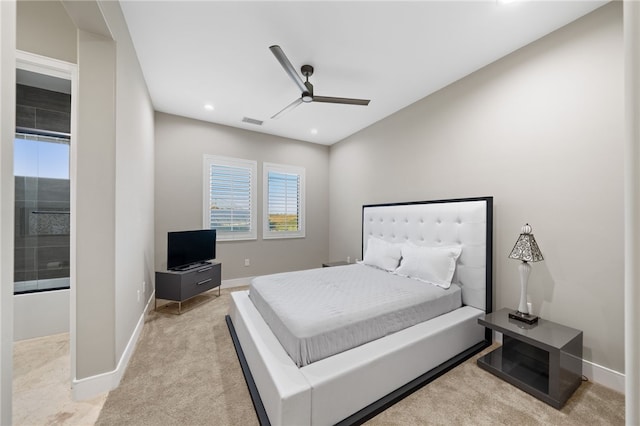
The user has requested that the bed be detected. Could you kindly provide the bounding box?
[226,197,493,425]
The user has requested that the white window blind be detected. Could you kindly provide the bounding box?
[203,155,257,241]
[263,163,305,239]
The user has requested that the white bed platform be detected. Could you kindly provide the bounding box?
[227,197,493,425]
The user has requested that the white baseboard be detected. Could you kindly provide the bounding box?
[71,291,155,401]
[582,358,625,394]
[493,331,624,394]
[221,276,253,289]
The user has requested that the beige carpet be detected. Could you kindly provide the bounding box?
[96,288,624,425]
[13,333,107,426]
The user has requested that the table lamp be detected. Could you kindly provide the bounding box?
[508,223,544,324]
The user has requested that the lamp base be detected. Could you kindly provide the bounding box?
[509,310,539,325]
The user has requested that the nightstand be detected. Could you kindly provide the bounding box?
[322,261,349,267]
[477,308,583,409]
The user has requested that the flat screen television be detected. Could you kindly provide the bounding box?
[167,229,216,271]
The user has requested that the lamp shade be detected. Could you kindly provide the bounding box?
[508,223,544,262]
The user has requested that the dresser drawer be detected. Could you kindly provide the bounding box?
[155,261,222,304]
[181,264,221,299]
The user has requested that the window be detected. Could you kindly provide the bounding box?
[263,162,305,239]
[203,155,257,241]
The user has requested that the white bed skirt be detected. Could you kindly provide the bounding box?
[229,290,486,426]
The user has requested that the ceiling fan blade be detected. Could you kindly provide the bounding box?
[313,96,370,106]
[271,98,303,119]
[269,45,307,94]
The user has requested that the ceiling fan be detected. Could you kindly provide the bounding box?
[269,45,370,119]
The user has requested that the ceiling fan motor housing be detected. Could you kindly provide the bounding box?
[301,64,314,77]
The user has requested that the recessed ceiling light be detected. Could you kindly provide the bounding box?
[310,128,318,135]
[204,104,215,111]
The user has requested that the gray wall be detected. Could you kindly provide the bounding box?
[329,3,624,373]
[16,0,76,64]
[155,112,330,280]
[99,0,155,362]
[75,27,117,380]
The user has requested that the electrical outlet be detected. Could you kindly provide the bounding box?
[244,258,250,267]
[137,289,141,302]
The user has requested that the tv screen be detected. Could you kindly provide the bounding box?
[167,229,216,270]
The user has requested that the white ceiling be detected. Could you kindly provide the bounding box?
[120,1,607,145]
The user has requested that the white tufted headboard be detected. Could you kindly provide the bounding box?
[362,197,493,312]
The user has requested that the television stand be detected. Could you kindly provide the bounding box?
[155,261,222,314]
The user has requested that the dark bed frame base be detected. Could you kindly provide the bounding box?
[226,314,490,426]
[226,315,271,426]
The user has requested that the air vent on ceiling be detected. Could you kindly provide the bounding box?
[242,117,263,126]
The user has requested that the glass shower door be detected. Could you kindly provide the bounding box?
[14,68,72,294]
[14,132,71,294]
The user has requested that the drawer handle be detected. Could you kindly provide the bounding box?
[197,267,212,273]
[197,278,212,286]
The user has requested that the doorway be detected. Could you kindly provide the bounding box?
[12,51,81,424]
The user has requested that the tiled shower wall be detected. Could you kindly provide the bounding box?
[14,177,70,283]
[16,84,71,133]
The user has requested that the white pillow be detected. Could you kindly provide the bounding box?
[362,237,402,272]
[395,243,462,289]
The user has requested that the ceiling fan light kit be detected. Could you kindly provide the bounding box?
[269,45,370,119]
